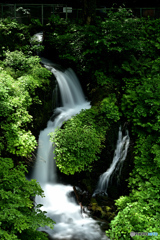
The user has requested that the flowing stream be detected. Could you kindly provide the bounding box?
[93,126,130,196]
[31,57,108,240]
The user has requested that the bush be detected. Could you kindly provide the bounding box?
[50,101,120,175]
[0,18,30,57]
[0,52,51,158]
[0,158,54,240]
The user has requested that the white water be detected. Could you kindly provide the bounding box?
[31,58,108,240]
[30,31,43,43]
[93,126,130,196]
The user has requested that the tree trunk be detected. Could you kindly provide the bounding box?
[83,0,96,24]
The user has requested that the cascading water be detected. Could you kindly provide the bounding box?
[93,126,130,196]
[31,57,109,240]
[30,31,43,43]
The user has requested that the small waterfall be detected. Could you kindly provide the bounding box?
[30,31,43,43]
[30,31,44,56]
[31,56,109,240]
[93,126,130,196]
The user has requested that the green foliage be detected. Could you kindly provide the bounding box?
[0,20,54,240]
[0,158,54,240]
[3,50,40,71]
[0,18,45,56]
[45,7,142,84]
[1,50,51,81]
[94,71,114,87]
[0,52,51,158]
[50,109,104,174]
[106,197,160,239]
[0,69,36,157]
[44,9,160,239]
[45,8,160,94]
[43,8,160,239]
[30,18,42,28]
[1,8,160,239]
[121,75,160,132]
[0,18,30,56]
[50,102,120,175]
[100,94,120,121]
[138,17,160,59]
[43,7,160,238]
[51,123,103,174]
[104,14,160,239]
[2,50,51,81]
[106,134,160,239]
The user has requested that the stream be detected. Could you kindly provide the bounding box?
[31,57,109,240]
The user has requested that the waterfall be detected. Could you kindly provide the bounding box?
[30,31,43,43]
[31,57,109,240]
[93,126,130,196]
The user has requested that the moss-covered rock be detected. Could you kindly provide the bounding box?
[88,196,116,225]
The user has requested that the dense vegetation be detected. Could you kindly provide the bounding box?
[45,8,160,239]
[0,158,54,240]
[0,19,55,239]
[1,7,160,240]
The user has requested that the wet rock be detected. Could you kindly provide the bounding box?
[87,196,116,227]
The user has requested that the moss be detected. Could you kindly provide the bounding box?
[90,197,97,204]
[106,206,111,212]
[90,198,116,221]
